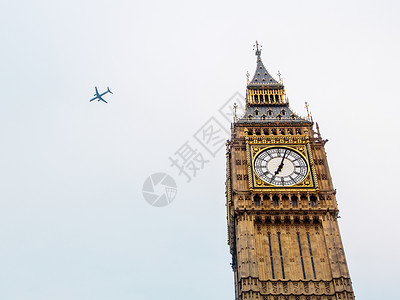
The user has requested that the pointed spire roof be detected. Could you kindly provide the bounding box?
[237,41,311,124]
[248,41,282,87]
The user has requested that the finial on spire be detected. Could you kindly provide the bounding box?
[277,70,282,83]
[246,71,250,84]
[233,102,238,122]
[305,102,313,122]
[316,122,321,139]
[253,41,262,58]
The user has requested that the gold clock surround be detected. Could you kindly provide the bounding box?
[247,141,319,191]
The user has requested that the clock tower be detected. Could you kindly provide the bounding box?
[225,43,354,300]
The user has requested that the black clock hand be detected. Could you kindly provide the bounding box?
[275,149,287,175]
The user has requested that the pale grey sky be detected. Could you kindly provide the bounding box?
[1,0,399,299]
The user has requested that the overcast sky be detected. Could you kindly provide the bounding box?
[1,0,399,299]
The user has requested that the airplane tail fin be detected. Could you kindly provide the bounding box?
[107,87,113,94]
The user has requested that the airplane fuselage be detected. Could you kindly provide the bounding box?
[90,86,112,103]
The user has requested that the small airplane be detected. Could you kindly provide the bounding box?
[90,86,113,103]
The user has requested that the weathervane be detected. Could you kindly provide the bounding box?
[253,40,262,57]
[305,101,313,122]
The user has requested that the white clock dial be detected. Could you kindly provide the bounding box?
[254,147,308,186]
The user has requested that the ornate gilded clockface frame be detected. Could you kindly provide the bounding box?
[247,142,319,191]
[253,147,308,186]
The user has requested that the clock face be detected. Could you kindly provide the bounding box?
[254,147,308,186]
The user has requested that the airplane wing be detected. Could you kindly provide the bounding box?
[90,87,110,103]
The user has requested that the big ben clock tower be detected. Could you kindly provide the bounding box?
[226,43,355,300]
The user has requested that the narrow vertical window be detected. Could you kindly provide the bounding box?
[268,233,275,279]
[297,232,306,279]
[277,232,285,279]
[273,195,279,206]
[307,233,317,279]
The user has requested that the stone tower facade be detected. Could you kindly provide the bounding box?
[225,44,354,300]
